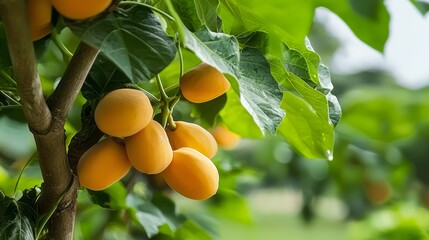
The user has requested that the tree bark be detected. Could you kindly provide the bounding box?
[0,1,99,239]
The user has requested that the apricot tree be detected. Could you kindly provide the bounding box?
[0,0,391,239]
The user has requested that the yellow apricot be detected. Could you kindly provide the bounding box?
[27,0,52,41]
[180,63,230,103]
[77,138,131,191]
[50,0,112,20]
[162,148,219,200]
[166,121,218,158]
[94,88,153,137]
[210,125,240,149]
[125,120,173,174]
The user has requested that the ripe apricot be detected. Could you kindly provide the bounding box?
[162,148,219,200]
[210,125,240,149]
[166,121,218,158]
[27,0,52,41]
[50,0,111,20]
[180,63,230,103]
[94,88,153,137]
[77,137,131,191]
[125,120,173,174]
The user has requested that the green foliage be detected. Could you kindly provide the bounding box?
[69,5,177,83]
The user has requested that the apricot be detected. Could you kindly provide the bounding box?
[162,148,219,200]
[94,88,153,137]
[77,137,131,191]
[166,121,218,158]
[210,125,240,149]
[180,63,230,103]
[125,120,173,174]
[27,0,52,41]
[50,0,111,20]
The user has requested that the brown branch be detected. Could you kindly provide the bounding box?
[47,43,99,122]
[0,0,51,134]
[1,1,100,240]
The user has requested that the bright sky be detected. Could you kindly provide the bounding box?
[316,0,429,89]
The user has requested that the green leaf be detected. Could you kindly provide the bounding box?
[220,91,263,138]
[315,0,390,52]
[87,182,128,209]
[411,0,429,15]
[237,48,284,135]
[184,27,239,77]
[126,194,167,238]
[0,91,21,112]
[0,193,37,240]
[219,0,314,43]
[82,56,131,100]
[209,189,252,224]
[69,5,177,83]
[175,220,212,240]
[168,0,220,32]
[278,92,334,159]
[191,94,227,128]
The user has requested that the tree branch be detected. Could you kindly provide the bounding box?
[47,43,99,122]
[0,0,51,134]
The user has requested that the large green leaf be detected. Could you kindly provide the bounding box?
[175,220,212,240]
[219,0,314,43]
[0,191,37,240]
[168,0,220,31]
[68,5,177,83]
[411,0,429,14]
[185,27,284,135]
[237,48,284,135]
[87,182,128,209]
[278,92,334,159]
[315,0,390,52]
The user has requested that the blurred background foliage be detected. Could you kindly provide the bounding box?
[2,1,429,240]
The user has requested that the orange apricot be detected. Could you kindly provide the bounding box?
[125,120,173,174]
[166,121,218,158]
[180,63,230,103]
[162,147,219,200]
[50,0,112,20]
[77,137,131,191]
[94,88,153,137]
[210,125,240,149]
[27,0,52,41]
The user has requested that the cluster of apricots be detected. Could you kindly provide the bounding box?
[77,63,238,200]
[27,0,112,40]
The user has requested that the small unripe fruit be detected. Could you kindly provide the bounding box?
[166,121,217,158]
[180,63,230,103]
[77,138,131,191]
[95,88,153,137]
[162,148,219,200]
[27,0,52,41]
[125,120,173,174]
[50,0,112,20]
[210,125,240,149]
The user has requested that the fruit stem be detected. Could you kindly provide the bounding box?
[156,74,170,102]
[118,1,175,23]
[52,28,73,63]
[167,114,177,130]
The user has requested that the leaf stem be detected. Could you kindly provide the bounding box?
[123,83,160,103]
[0,70,17,88]
[156,74,170,102]
[176,41,184,78]
[12,154,37,198]
[118,1,175,22]
[164,0,185,45]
